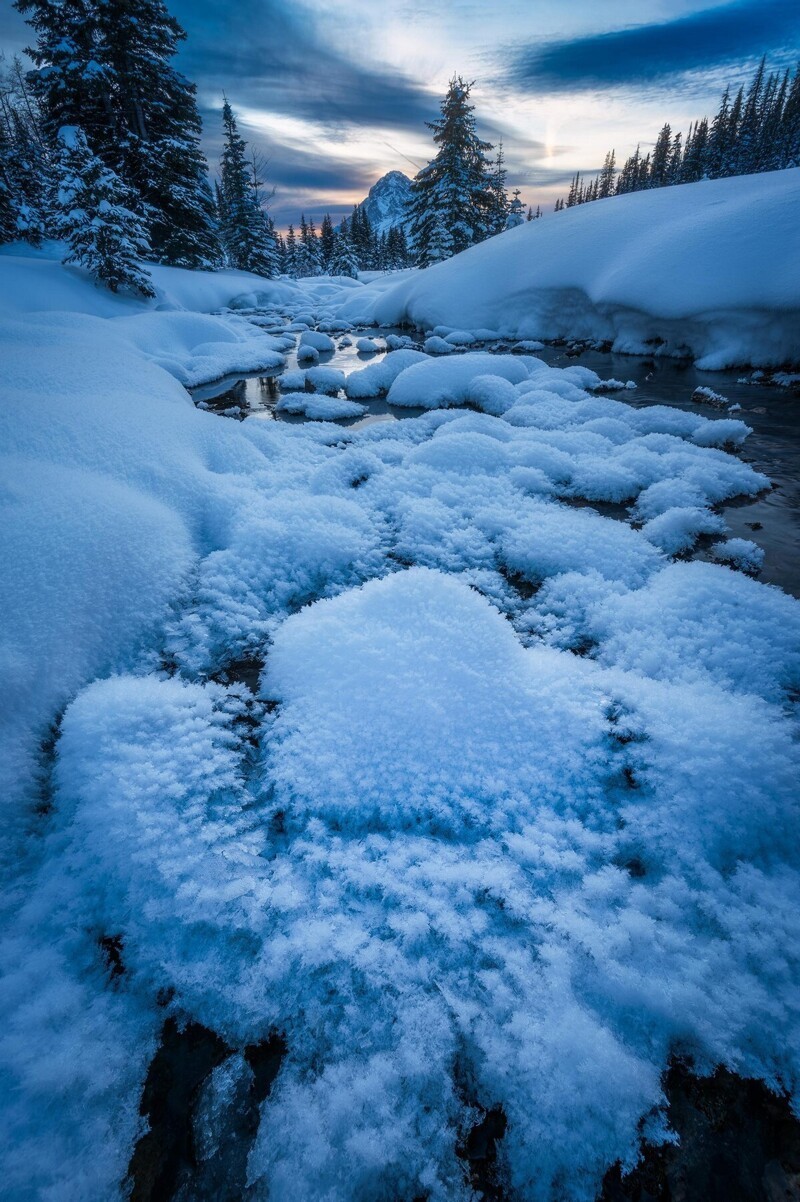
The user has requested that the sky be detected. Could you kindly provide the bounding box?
[2,0,799,226]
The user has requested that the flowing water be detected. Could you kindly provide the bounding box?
[190,330,800,596]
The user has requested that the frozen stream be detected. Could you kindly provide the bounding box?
[190,327,800,597]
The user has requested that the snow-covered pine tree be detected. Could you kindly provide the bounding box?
[597,150,616,198]
[736,56,767,174]
[330,227,360,278]
[649,123,672,187]
[284,224,298,276]
[505,188,525,228]
[487,142,510,234]
[53,125,154,295]
[407,76,494,266]
[294,214,322,276]
[425,208,453,262]
[319,213,336,272]
[778,65,800,167]
[17,0,221,268]
[385,225,409,268]
[0,56,51,244]
[218,99,279,275]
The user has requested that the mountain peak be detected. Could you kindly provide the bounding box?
[355,171,413,236]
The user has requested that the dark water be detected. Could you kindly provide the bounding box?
[190,334,799,596]
[537,346,800,596]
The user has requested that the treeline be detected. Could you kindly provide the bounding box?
[556,56,800,211]
[277,209,411,278]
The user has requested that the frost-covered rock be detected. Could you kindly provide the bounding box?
[345,348,429,398]
[387,352,530,408]
[299,329,335,353]
[275,393,365,420]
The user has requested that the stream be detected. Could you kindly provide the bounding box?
[190,326,800,597]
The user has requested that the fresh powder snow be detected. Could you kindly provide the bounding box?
[1,206,799,1202]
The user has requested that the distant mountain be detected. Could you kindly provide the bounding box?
[353,170,412,237]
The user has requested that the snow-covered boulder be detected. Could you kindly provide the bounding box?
[386,352,531,408]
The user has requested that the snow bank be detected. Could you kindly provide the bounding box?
[338,170,800,369]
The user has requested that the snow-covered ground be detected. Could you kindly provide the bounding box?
[339,169,800,371]
[1,240,799,1201]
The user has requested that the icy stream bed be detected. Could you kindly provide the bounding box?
[190,326,800,596]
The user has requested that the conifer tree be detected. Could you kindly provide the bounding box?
[16,0,221,267]
[649,124,672,187]
[218,98,278,275]
[407,76,494,266]
[319,213,336,271]
[505,188,525,228]
[598,150,616,198]
[487,142,510,234]
[425,210,453,262]
[330,226,360,277]
[53,125,154,295]
[284,223,298,276]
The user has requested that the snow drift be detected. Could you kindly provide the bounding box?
[340,169,800,369]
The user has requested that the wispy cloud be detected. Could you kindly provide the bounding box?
[508,0,800,91]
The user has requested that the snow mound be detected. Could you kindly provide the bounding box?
[387,352,531,408]
[338,170,800,369]
[275,393,365,420]
[345,348,429,398]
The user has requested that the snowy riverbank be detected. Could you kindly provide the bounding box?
[1,246,800,1201]
[340,169,800,371]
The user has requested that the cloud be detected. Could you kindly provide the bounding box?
[171,0,436,133]
[509,0,800,91]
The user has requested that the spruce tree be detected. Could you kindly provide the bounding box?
[319,213,336,271]
[487,142,510,234]
[16,0,221,268]
[598,150,616,198]
[218,99,278,275]
[407,76,494,266]
[330,227,360,277]
[54,125,154,295]
[505,188,525,228]
[284,223,297,276]
[649,123,672,187]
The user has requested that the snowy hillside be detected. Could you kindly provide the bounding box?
[352,169,412,236]
[340,169,800,369]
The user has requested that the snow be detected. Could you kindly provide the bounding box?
[336,170,800,370]
[298,328,336,353]
[1,241,799,1201]
[274,393,365,419]
[386,352,531,408]
[344,348,428,398]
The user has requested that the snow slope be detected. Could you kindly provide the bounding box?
[339,169,800,369]
[2,249,800,1201]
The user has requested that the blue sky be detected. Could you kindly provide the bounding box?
[2,0,798,225]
